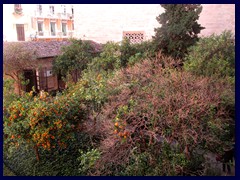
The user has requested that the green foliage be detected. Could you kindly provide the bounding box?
[85,39,155,72]
[184,31,235,80]
[4,90,88,160]
[153,4,204,59]
[78,149,101,174]
[53,39,98,82]
[4,164,16,176]
[67,68,111,113]
[88,42,121,72]
[120,38,138,67]
[128,40,155,66]
[4,134,94,176]
[3,78,19,108]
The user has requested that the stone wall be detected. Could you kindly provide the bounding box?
[199,4,235,37]
[73,4,235,43]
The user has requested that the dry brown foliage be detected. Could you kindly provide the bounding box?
[91,53,234,175]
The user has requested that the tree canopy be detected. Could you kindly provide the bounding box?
[3,42,37,81]
[153,4,205,59]
[53,39,99,83]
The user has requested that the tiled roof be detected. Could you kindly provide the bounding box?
[3,40,102,58]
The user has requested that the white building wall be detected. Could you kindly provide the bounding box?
[73,4,235,43]
[73,4,164,43]
[198,4,235,37]
[3,4,74,42]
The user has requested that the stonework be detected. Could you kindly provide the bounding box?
[73,4,235,43]
[198,4,235,37]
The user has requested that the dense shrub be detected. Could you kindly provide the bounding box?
[94,55,234,175]
[78,148,101,175]
[3,78,19,108]
[53,39,101,83]
[184,31,235,80]
[4,132,95,176]
[87,39,155,72]
[120,38,138,67]
[88,42,121,72]
[128,40,156,66]
[4,90,88,161]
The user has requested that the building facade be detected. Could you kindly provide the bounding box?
[73,4,235,43]
[3,40,102,94]
[3,4,74,42]
[3,4,235,44]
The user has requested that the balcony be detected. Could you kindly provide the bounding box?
[38,31,44,36]
[14,5,23,15]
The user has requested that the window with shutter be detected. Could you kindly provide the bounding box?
[50,22,56,36]
[16,24,25,41]
[62,23,67,36]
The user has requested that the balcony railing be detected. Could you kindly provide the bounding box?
[14,6,23,15]
[38,31,44,36]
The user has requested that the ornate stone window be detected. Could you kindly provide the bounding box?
[123,31,145,43]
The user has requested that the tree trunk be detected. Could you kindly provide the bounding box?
[34,145,40,161]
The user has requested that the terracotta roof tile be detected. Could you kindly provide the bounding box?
[3,40,102,58]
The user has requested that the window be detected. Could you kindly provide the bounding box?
[16,24,25,41]
[123,31,145,44]
[62,23,67,36]
[37,21,44,36]
[71,7,74,16]
[49,5,54,15]
[37,4,42,15]
[61,5,66,15]
[50,22,56,36]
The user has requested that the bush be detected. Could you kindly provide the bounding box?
[88,42,121,72]
[78,148,101,175]
[4,90,88,161]
[3,78,19,108]
[95,56,234,175]
[4,133,95,176]
[184,31,235,80]
[128,41,155,66]
[88,39,155,72]
[53,39,100,83]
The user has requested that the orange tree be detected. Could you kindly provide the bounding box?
[4,91,88,161]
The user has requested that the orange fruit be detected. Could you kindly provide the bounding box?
[115,122,119,127]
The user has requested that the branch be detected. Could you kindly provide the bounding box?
[4,73,17,81]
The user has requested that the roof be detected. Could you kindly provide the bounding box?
[3,40,102,58]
